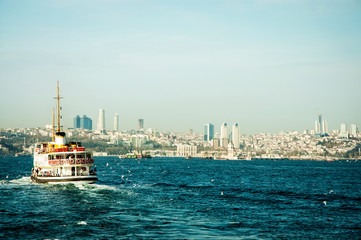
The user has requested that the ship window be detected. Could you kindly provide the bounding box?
[77,154,85,158]
[86,154,91,159]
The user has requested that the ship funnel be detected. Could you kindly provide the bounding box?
[55,132,66,146]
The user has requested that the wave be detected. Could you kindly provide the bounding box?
[151,182,214,189]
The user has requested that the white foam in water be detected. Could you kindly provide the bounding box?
[75,183,119,192]
[0,180,9,185]
[9,176,33,185]
[77,221,87,225]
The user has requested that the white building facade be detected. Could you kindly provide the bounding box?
[177,144,197,157]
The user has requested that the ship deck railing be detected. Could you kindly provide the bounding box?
[34,172,97,177]
[36,147,88,154]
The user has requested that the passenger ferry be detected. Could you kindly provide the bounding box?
[30,82,98,184]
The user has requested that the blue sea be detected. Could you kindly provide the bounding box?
[1,156,360,239]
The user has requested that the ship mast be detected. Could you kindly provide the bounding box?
[52,108,55,142]
[55,81,63,133]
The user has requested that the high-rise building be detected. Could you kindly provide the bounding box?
[350,124,358,136]
[220,123,228,148]
[232,123,240,148]
[73,115,81,129]
[138,119,144,130]
[315,120,321,134]
[315,113,322,134]
[114,113,119,132]
[339,123,348,138]
[97,109,105,132]
[314,113,328,137]
[340,123,347,134]
[80,115,92,130]
[322,121,328,134]
[204,123,214,142]
[73,115,92,130]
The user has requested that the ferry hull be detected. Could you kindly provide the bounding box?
[31,175,98,184]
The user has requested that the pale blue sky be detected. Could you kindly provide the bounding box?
[1,0,360,134]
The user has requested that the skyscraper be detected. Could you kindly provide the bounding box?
[114,113,119,132]
[314,113,328,136]
[204,123,214,142]
[315,113,322,134]
[138,119,144,130]
[80,115,92,130]
[340,123,347,134]
[220,123,228,148]
[340,123,348,138]
[97,109,105,132]
[73,115,81,129]
[73,115,92,130]
[350,124,358,136]
[322,121,328,134]
[232,123,240,148]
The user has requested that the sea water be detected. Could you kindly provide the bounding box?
[0,156,360,239]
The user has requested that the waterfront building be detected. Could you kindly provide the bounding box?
[138,119,144,130]
[232,123,240,148]
[97,109,105,133]
[204,123,214,142]
[73,115,81,129]
[114,113,119,132]
[80,115,92,130]
[220,123,228,148]
[177,144,197,157]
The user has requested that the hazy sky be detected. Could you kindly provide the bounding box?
[1,0,360,134]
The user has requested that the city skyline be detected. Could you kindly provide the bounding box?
[47,112,356,137]
[1,1,360,133]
